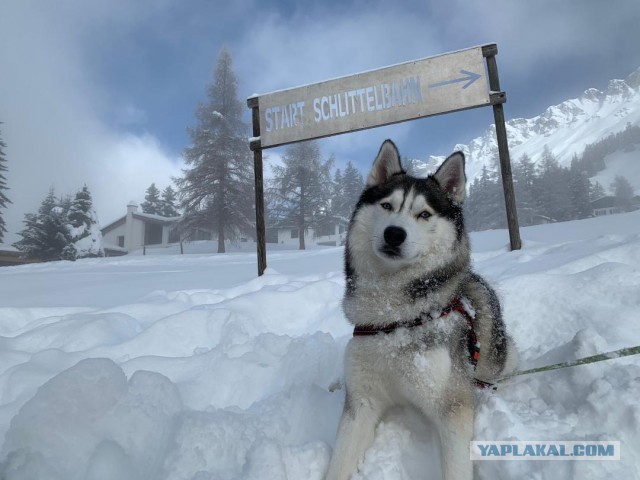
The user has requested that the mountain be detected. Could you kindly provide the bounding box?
[409,67,640,189]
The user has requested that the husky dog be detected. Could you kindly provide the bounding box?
[326,140,517,480]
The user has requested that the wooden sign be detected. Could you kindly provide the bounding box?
[255,46,490,148]
[248,43,520,276]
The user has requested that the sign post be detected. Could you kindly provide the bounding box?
[248,43,520,276]
[247,96,267,276]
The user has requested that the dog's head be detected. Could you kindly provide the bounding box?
[348,139,467,274]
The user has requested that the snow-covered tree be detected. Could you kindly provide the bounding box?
[14,186,101,261]
[175,47,254,253]
[612,175,635,211]
[68,185,102,257]
[141,183,161,215]
[68,185,93,232]
[160,185,180,217]
[14,188,76,261]
[269,140,334,250]
[0,124,11,242]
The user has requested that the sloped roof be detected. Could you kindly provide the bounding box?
[590,196,617,209]
[101,212,182,234]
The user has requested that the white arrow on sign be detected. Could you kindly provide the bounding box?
[428,70,482,90]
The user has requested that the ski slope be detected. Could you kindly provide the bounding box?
[1,212,640,479]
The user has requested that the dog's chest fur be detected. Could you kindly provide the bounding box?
[344,308,473,409]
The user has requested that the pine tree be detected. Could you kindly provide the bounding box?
[465,164,506,231]
[175,47,254,253]
[536,146,571,222]
[14,189,76,261]
[330,162,364,219]
[68,186,93,233]
[269,140,334,250]
[513,153,538,225]
[141,183,161,215]
[611,175,634,211]
[331,168,344,217]
[590,181,606,201]
[568,156,592,219]
[66,185,101,257]
[0,124,11,242]
[340,161,364,219]
[160,186,180,217]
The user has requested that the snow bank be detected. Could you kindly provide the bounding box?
[1,211,640,478]
[2,358,181,480]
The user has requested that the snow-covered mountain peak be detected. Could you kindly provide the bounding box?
[625,67,640,89]
[410,67,640,184]
[605,78,635,99]
[583,88,605,103]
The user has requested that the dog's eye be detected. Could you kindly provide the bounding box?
[381,202,393,210]
[418,211,431,219]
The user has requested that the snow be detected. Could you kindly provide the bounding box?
[133,212,181,222]
[410,69,640,185]
[1,211,640,478]
[591,146,640,192]
[72,220,103,258]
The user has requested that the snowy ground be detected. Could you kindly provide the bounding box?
[1,212,640,479]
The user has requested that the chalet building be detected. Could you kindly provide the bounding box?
[590,195,640,217]
[591,196,622,217]
[101,202,182,255]
[270,217,349,247]
[0,244,38,267]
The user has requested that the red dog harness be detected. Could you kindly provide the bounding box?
[352,297,492,389]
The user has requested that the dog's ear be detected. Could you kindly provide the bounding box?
[367,140,404,187]
[434,151,466,204]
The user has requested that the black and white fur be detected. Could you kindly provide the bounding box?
[326,140,517,480]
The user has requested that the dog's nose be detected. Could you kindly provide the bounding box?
[384,226,406,247]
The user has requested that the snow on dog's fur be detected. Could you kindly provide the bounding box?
[326,140,517,480]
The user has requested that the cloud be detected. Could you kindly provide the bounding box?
[115,105,149,126]
[438,0,640,76]
[233,2,447,158]
[2,0,639,245]
[232,0,640,164]
[0,1,181,242]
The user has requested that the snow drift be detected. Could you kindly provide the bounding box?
[1,211,640,479]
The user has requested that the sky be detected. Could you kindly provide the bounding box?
[1,0,640,243]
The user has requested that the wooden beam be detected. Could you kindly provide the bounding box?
[247,96,267,275]
[490,91,506,105]
[485,54,522,251]
[481,43,498,58]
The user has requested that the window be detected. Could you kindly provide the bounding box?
[291,228,298,239]
[117,236,125,247]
